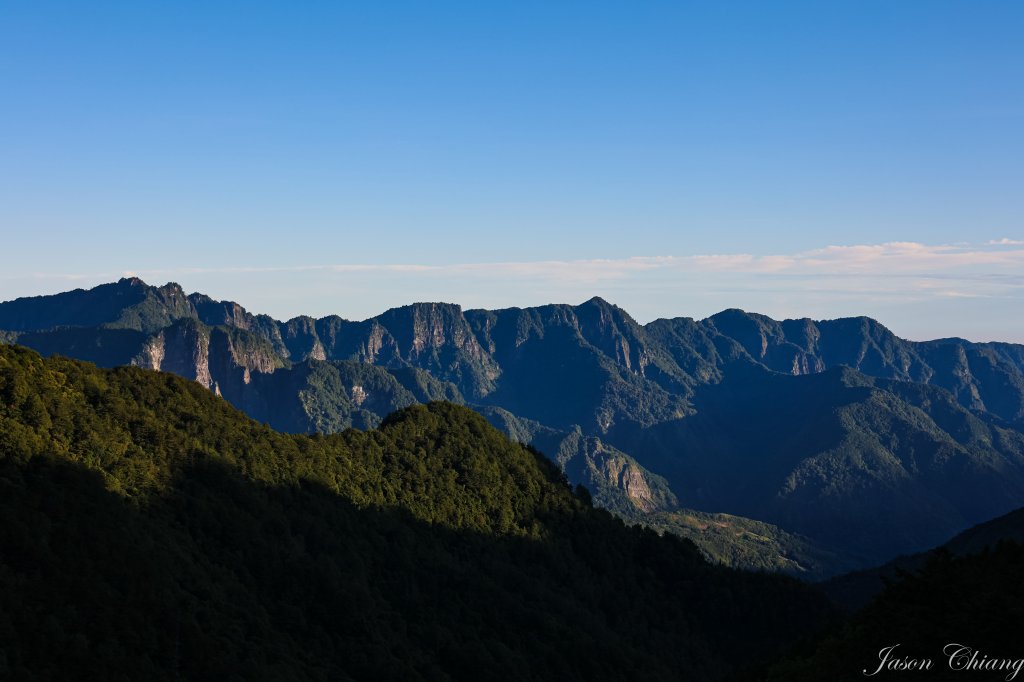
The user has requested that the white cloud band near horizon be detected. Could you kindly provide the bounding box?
[108,239,1024,281]
[4,240,1023,343]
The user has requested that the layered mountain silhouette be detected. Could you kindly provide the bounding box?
[3,277,1023,576]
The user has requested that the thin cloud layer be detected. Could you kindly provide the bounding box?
[123,240,1024,281]
[13,240,1023,295]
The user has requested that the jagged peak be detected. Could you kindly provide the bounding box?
[813,315,902,342]
[576,296,632,316]
[187,292,214,304]
[928,336,973,346]
[704,308,777,325]
[316,314,349,324]
[706,309,903,342]
[575,296,640,327]
[282,314,318,327]
[374,302,468,327]
[703,309,784,343]
[708,307,749,317]
[386,301,464,313]
[645,315,697,325]
[155,281,186,296]
[112,278,188,302]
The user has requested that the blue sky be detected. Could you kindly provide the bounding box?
[1,1,1022,341]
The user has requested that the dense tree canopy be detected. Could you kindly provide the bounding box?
[0,345,836,681]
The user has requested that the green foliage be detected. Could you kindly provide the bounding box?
[242,360,465,434]
[641,510,855,581]
[0,345,837,680]
[0,345,560,533]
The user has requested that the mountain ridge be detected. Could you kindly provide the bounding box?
[3,278,1023,576]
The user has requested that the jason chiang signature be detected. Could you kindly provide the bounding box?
[864,644,1024,680]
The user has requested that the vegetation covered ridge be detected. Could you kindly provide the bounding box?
[0,344,835,681]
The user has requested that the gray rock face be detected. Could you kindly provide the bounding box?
[137,320,212,388]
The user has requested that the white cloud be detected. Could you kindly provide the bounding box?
[988,238,1024,246]
[936,290,987,299]
[682,241,1024,275]
[21,240,1024,292]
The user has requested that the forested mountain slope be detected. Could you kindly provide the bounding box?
[754,542,1024,682]
[0,345,836,681]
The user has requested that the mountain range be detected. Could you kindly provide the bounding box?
[3,277,1024,576]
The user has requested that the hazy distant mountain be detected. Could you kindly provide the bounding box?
[4,277,1024,576]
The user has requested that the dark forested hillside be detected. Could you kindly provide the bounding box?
[4,278,1024,577]
[731,504,1024,680]
[752,542,1024,682]
[822,503,1024,612]
[0,345,836,681]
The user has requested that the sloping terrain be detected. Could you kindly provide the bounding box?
[753,541,1024,682]
[823,504,1024,611]
[4,278,1024,575]
[0,345,835,680]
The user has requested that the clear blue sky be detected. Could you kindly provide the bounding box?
[1,1,1022,341]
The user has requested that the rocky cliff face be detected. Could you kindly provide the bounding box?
[190,293,256,330]
[370,303,501,398]
[133,320,213,388]
[189,298,502,399]
[132,320,285,403]
[279,316,327,362]
[579,440,677,514]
